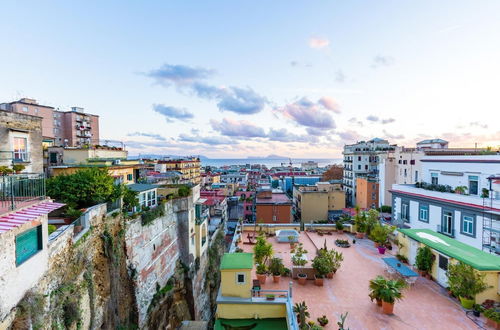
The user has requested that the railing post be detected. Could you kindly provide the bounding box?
[289,281,293,299]
[10,176,15,210]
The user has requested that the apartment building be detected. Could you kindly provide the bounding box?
[0,98,99,147]
[293,181,345,223]
[156,157,201,185]
[356,176,379,209]
[255,188,292,223]
[0,110,43,173]
[391,152,500,254]
[343,138,395,206]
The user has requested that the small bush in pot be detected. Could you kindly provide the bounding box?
[447,261,490,309]
[312,253,330,286]
[369,275,386,306]
[378,277,408,314]
[256,264,268,285]
[293,301,310,326]
[269,257,285,283]
[415,246,433,276]
[317,315,328,326]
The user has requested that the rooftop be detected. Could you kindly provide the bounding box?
[220,252,253,270]
[127,183,159,192]
[239,229,478,329]
[256,193,291,204]
[399,228,500,271]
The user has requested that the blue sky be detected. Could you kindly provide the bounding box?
[1,1,499,158]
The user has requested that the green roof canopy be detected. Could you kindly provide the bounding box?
[398,228,500,271]
[220,253,253,270]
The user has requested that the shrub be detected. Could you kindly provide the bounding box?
[12,164,25,172]
[312,253,330,277]
[177,185,191,197]
[415,246,433,272]
[141,202,166,226]
[253,234,273,266]
[447,261,490,300]
[291,243,308,266]
[48,224,57,235]
[484,309,500,322]
[369,223,394,245]
[380,205,392,213]
[269,257,285,276]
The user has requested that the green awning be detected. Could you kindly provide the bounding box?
[220,253,253,270]
[398,228,500,271]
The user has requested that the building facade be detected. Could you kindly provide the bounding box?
[293,181,345,223]
[0,98,99,147]
[0,110,43,173]
[343,138,395,206]
[255,189,292,223]
[156,157,201,185]
[356,176,379,209]
[391,154,500,254]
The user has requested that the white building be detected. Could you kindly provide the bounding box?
[391,154,500,254]
[343,138,395,206]
[301,161,318,171]
[220,172,249,185]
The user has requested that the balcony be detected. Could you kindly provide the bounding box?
[0,174,45,215]
[437,225,455,238]
[1,151,31,163]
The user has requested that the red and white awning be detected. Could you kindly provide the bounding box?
[0,201,65,234]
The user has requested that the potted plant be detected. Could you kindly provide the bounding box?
[354,207,366,238]
[365,209,379,237]
[297,273,307,285]
[288,235,296,249]
[396,253,408,264]
[256,264,267,284]
[369,275,386,306]
[336,219,344,233]
[447,261,491,310]
[472,304,482,317]
[293,301,310,327]
[291,243,308,266]
[0,166,13,176]
[317,315,328,326]
[337,312,349,330]
[266,294,275,301]
[415,246,433,277]
[269,257,285,283]
[312,253,329,286]
[12,164,25,174]
[370,224,395,254]
[454,186,468,195]
[484,308,500,329]
[378,277,408,314]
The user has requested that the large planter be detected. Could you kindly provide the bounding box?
[314,275,324,287]
[485,318,500,329]
[256,273,267,285]
[459,297,475,310]
[381,301,395,314]
[377,246,387,255]
[356,232,365,239]
[297,274,307,285]
[273,274,281,283]
[337,230,344,234]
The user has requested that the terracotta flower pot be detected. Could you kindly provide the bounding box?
[376,298,382,306]
[314,275,324,287]
[485,318,498,329]
[327,272,334,279]
[337,230,344,234]
[257,273,267,285]
[382,301,394,314]
[297,274,307,285]
[273,274,281,283]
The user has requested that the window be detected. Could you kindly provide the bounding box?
[272,215,277,222]
[358,156,361,161]
[22,106,28,112]
[127,174,133,181]
[431,173,438,185]
[34,108,38,114]
[16,226,42,265]
[419,204,429,223]
[468,176,478,195]
[401,201,409,222]
[438,255,448,271]
[365,165,368,170]
[461,214,475,237]
[236,273,246,284]
[403,160,407,165]
[371,192,376,200]
[13,137,28,161]
[358,165,361,170]
[404,169,407,177]
[415,171,419,182]
[441,210,453,236]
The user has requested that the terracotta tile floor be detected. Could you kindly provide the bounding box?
[240,231,480,330]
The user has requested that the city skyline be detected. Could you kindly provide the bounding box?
[1,1,499,158]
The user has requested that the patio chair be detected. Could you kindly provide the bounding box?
[405,276,418,287]
[252,279,261,297]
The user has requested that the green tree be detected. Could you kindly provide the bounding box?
[122,186,139,212]
[47,168,122,208]
[447,261,490,300]
[253,234,273,266]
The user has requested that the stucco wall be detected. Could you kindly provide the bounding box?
[216,303,286,319]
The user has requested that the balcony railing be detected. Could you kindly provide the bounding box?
[0,151,31,163]
[437,225,455,238]
[0,174,45,214]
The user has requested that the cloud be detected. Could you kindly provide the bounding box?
[348,117,363,127]
[178,133,236,145]
[470,121,488,129]
[383,130,404,140]
[290,60,312,68]
[127,132,166,141]
[152,104,194,122]
[146,63,268,115]
[210,118,266,138]
[267,128,318,143]
[309,37,330,49]
[371,55,395,68]
[366,115,379,122]
[145,64,214,86]
[334,70,346,83]
[381,118,396,124]
[336,130,362,142]
[276,97,336,129]
[366,115,395,124]
[306,127,328,136]
[318,96,341,113]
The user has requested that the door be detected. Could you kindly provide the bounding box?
[437,254,449,287]
[408,239,419,267]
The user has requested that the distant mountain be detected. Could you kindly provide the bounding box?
[246,154,288,160]
[128,154,209,160]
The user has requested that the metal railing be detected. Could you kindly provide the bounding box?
[0,151,31,163]
[0,174,45,212]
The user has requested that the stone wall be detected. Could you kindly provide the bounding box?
[0,110,43,173]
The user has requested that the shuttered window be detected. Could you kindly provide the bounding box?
[15,226,42,266]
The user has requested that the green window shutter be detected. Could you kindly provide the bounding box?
[127,174,133,181]
[15,226,42,266]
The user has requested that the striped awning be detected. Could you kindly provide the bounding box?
[0,201,65,234]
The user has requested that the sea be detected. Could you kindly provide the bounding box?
[201,158,342,168]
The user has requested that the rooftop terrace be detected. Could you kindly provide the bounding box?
[239,229,478,329]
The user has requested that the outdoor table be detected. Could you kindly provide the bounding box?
[382,257,418,277]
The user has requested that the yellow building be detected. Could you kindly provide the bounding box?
[157,157,201,185]
[215,253,297,329]
[293,181,345,223]
[398,228,500,303]
[50,159,141,185]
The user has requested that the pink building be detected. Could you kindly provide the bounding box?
[0,98,99,147]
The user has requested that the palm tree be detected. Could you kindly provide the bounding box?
[293,301,310,328]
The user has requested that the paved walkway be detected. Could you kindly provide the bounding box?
[241,231,480,330]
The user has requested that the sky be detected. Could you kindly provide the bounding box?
[1,1,499,158]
